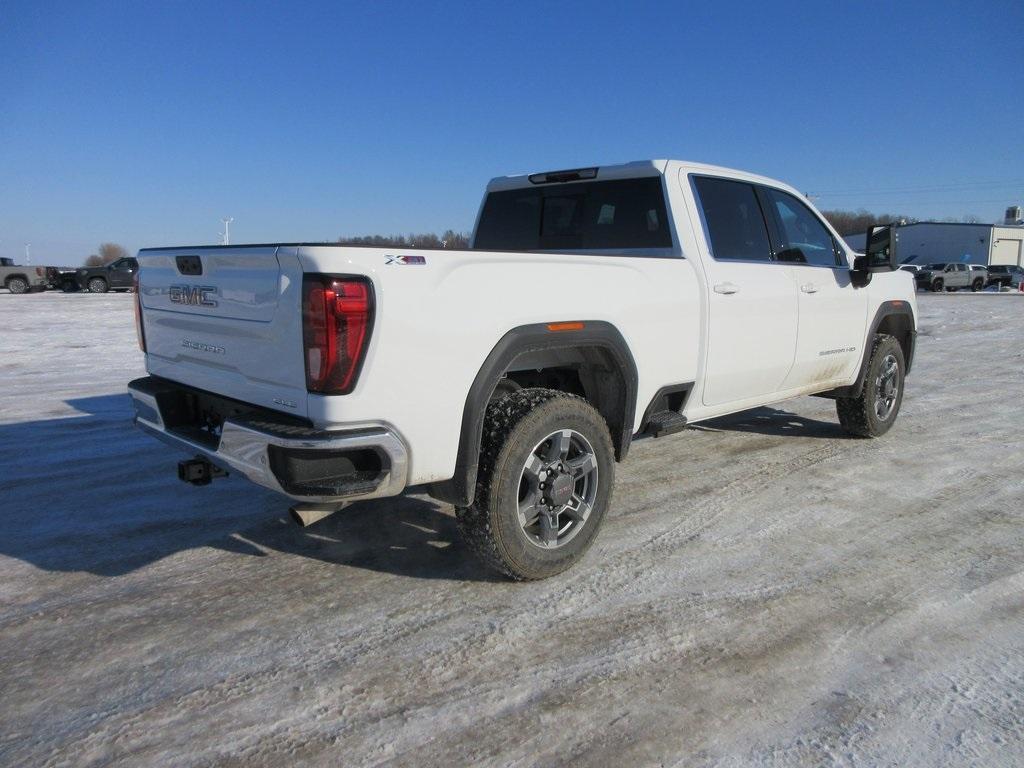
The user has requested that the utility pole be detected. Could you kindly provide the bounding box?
[220,217,234,245]
[24,243,31,264]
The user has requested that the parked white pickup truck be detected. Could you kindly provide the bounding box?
[128,160,917,579]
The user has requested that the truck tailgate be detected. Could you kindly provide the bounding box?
[138,246,310,419]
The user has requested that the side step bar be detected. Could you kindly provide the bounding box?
[644,410,688,438]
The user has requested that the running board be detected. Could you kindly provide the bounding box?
[644,410,688,438]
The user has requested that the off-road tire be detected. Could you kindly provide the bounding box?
[455,388,615,581]
[836,334,905,438]
[971,279,983,292]
[931,278,943,292]
[6,277,29,294]
[88,277,108,293]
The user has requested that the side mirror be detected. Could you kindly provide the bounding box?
[864,224,897,271]
[851,224,897,287]
[851,254,872,287]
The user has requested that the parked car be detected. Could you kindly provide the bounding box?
[128,160,917,580]
[966,264,989,290]
[915,262,986,292]
[1,262,51,294]
[38,267,81,292]
[986,264,1024,289]
[898,264,922,276]
[73,257,139,293]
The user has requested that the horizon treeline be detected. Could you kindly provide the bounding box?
[337,230,470,249]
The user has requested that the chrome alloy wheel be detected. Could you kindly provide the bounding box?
[517,429,599,549]
[874,353,900,421]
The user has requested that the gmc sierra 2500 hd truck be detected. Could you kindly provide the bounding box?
[128,160,917,580]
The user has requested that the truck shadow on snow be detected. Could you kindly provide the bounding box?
[1,396,841,581]
[0,393,494,581]
[695,406,850,440]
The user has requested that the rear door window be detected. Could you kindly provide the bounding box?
[692,176,772,262]
[474,177,672,251]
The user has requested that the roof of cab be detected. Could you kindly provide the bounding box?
[485,159,803,198]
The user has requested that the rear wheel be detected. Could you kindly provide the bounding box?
[87,277,108,293]
[836,334,905,438]
[456,388,614,580]
[6,277,28,294]
[931,278,943,292]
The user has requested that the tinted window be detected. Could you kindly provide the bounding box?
[693,177,772,262]
[474,177,671,251]
[763,188,838,266]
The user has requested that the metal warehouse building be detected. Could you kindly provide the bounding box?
[846,222,1024,266]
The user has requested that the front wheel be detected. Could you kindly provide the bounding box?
[836,334,905,438]
[6,277,28,294]
[971,279,984,292]
[456,388,614,580]
[931,278,944,292]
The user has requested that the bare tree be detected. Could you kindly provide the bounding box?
[441,229,470,249]
[337,231,472,249]
[821,209,914,236]
[89,243,129,266]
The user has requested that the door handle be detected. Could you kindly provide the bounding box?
[800,283,818,294]
[713,282,739,295]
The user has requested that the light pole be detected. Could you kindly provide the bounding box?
[24,243,31,264]
[220,217,234,246]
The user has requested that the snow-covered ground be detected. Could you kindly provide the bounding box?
[1,291,1022,767]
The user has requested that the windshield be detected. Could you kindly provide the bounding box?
[474,177,672,251]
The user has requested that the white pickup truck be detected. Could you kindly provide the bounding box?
[128,160,917,579]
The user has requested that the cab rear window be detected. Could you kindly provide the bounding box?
[474,177,672,251]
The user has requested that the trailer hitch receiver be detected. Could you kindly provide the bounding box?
[178,456,228,486]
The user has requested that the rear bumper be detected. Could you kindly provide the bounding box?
[128,376,409,504]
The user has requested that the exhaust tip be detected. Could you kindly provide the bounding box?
[289,503,348,528]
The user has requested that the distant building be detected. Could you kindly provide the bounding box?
[845,222,1024,267]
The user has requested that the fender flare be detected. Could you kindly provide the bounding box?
[428,321,638,507]
[830,301,916,399]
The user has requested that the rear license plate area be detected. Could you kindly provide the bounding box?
[158,388,254,449]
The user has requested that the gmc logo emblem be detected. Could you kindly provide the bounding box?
[169,285,218,307]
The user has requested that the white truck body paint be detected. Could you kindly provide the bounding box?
[132,159,917,494]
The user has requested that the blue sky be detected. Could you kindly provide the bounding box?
[2,0,1022,264]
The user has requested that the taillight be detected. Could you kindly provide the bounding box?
[134,273,146,352]
[302,275,373,394]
